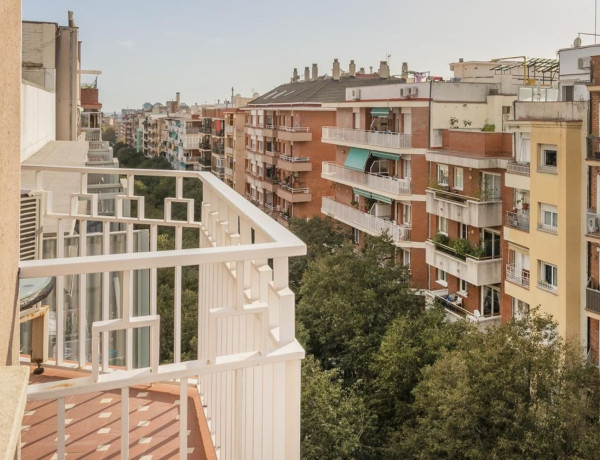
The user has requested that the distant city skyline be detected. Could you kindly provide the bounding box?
[23,0,598,112]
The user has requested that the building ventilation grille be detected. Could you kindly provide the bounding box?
[20,191,42,261]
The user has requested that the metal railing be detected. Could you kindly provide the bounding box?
[537,222,558,234]
[322,197,410,243]
[323,162,411,196]
[278,126,310,133]
[505,210,530,232]
[537,279,557,293]
[506,161,530,176]
[279,184,310,194]
[506,264,530,288]
[322,126,412,150]
[19,164,306,460]
[587,282,600,314]
[279,155,310,163]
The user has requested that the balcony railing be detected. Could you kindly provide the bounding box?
[506,264,530,288]
[587,282,600,314]
[537,279,558,293]
[426,189,502,227]
[88,141,110,151]
[279,155,310,163]
[537,222,558,234]
[506,161,530,176]
[322,197,410,243]
[322,126,412,150]
[19,164,306,459]
[427,289,501,324]
[278,126,309,133]
[322,162,411,197]
[587,211,600,237]
[505,210,530,232]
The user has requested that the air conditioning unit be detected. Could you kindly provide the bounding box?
[578,56,591,70]
[351,89,361,100]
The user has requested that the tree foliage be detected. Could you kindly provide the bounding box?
[394,313,600,459]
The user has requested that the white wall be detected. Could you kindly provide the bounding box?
[21,81,55,162]
[345,82,431,101]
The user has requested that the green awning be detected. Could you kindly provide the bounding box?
[352,187,392,204]
[370,107,389,117]
[371,151,399,161]
[344,148,370,171]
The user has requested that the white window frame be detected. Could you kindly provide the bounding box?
[402,203,412,225]
[539,144,558,171]
[538,261,558,292]
[403,250,411,268]
[438,216,448,235]
[459,279,468,296]
[481,285,500,317]
[460,223,468,240]
[403,158,412,179]
[454,167,464,190]
[436,269,447,287]
[437,164,449,186]
[539,203,558,233]
[481,172,501,200]
[512,297,530,320]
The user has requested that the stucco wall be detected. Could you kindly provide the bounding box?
[0,0,21,366]
[21,81,56,162]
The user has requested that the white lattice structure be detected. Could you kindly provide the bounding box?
[19,164,306,459]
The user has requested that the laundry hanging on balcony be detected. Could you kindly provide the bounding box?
[352,187,392,204]
[344,148,370,171]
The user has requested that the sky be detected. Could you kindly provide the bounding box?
[23,0,597,113]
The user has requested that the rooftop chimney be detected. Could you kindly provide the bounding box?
[379,60,390,79]
[176,92,180,103]
[349,60,356,77]
[332,58,341,81]
[304,66,310,81]
[293,68,299,82]
[401,62,408,80]
[459,57,464,63]
[359,67,365,74]
[68,11,75,27]
[312,63,318,80]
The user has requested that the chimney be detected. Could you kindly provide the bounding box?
[459,57,464,63]
[332,58,341,81]
[349,60,356,77]
[293,68,299,82]
[401,62,408,80]
[68,11,75,27]
[379,61,390,79]
[312,63,318,80]
[369,66,373,74]
[359,67,365,74]
[304,66,310,81]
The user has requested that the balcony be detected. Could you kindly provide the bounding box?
[427,289,501,326]
[322,162,411,198]
[587,211,600,238]
[506,264,530,288]
[506,161,530,176]
[425,240,502,286]
[505,210,530,232]
[18,164,306,459]
[426,189,503,227]
[322,126,412,151]
[586,281,600,314]
[277,184,312,203]
[277,155,312,172]
[321,197,411,244]
[587,136,600,163]
[276,126,312,142]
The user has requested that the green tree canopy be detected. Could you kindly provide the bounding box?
[395,313,600,459]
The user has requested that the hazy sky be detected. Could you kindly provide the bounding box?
[23,0,597,112]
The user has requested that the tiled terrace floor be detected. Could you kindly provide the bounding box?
[21,366,212,459]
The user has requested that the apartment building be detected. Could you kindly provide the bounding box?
[224,108,247,194]
[244,60,401,223]
[320,77,516,292]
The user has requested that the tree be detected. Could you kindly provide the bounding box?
[370,304,471,447]
[102,126,116,145]
[394,313,600,459]
[297,236,421,385]
[301,355,373,459]
[288,216,349,295]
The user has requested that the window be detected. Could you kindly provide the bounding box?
[538,261,558,292]
[403,250,411,268]
[402,204,412,225]
[437,164,449,186]
[481,285,500,316]
[460,223,468,240]
[539,204,558,233]
[437,269,447,286]
[403,158,412,179]
[481,172,501,200]
[353,228,360,244]
[512,298,530,320]
[438,216,448,235]
[459,279,468,296]
[540,144,558,171]
[454,167,464,190]
[517,133,530,163]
